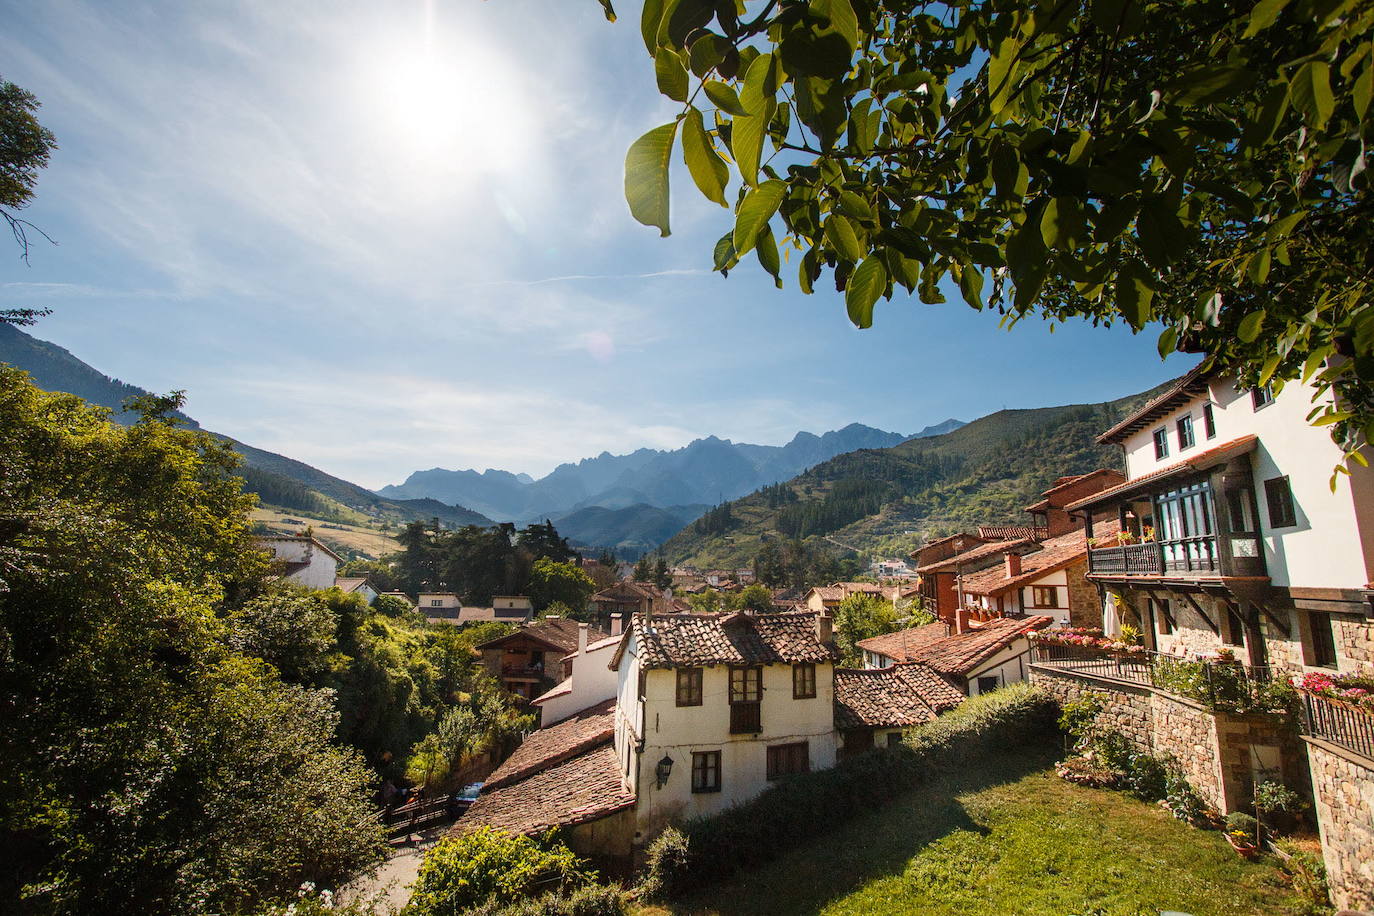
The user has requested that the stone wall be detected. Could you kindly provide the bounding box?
[1305,739,1374,911]
[1065,564,1099,629]
[1031,664,1304,813]
[1335,614,1374,672]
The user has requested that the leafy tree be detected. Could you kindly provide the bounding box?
[598,549,618,568]
[517,520,576,563]
[0,367,383,913]
[528,556,597,614]
[633,554,653,581]
[687,589,726,613]
[337,557,397,593]
[833,593,902,666]
[653,553,672,588]
[0,78,57,277]
[406,827,592,915]
[725,582,775,612]
[228,585,337,683]
[606,0,1374,471]
[373,592,417,619]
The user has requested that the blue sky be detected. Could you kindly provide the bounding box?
[1,0,1197,490]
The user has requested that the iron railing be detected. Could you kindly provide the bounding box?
[1302,692,1374,762]
[1031,642,1277,711]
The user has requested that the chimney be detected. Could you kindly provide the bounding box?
[611,613,623,636]
[578,622,589,655]
[955,606,971,634]
[816,612,834,645]
[1004,552,1022,578]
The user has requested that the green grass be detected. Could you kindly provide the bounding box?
[660,748,1303,916]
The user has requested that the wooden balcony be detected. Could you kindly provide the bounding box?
[1088,538,1220,577]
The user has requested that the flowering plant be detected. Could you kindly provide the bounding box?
[1032,627,1148,656]
[1290,671,1374,712]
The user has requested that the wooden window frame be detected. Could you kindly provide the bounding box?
[1264,476,1297,529]
[729,666,763,734]
[977,675,1000,694]
[766,741,810,780]
[1176,415,1195,451]
[792,662,816,699]
[1308,612,1338,668]
[691,750,721,793]
[676,667,703,707]
[1202,403,1216,439]
[1252,386,1275,410]
[1153,427,1169,460]
[1031,586,1057,608]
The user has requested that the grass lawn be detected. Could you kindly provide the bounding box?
[653,745,1305,916]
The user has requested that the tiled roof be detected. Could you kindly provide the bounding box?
[1096,365,1211,444]
[333,576,371,592]
[959,521,1121,597]
[614,611,838,670]
[910,615,1054,676]
[476,618,610,654]
[976,525,1049,540]
[856,622,951,663]
[1063,435,1258,513]
[483,699,616,790]
[455,743,635,837]
[808,586,845,602]
[917,537,1037,574]
[834,663,966,729]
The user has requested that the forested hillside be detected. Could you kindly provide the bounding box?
[661,381,1175,569]
[0,325,492,529]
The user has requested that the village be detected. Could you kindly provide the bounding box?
[261,366,1374,913]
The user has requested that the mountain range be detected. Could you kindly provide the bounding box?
[659,381,1175,570]
[378,419,964,525]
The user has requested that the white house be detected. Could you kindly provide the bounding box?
[333,576,378,604]
[531,626,622,725]
[256,534,341,590]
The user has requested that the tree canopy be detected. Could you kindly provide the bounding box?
[605,0,1373,471]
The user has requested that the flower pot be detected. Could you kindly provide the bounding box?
[1226,834,1259,859]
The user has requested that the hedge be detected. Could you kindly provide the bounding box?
[657,683,1058,894]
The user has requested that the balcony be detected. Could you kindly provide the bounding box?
[1087,538,1220,577]
[1302,691,1374,762]
[501,664,547,679]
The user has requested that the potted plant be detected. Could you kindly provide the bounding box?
[1225,811,1260,858]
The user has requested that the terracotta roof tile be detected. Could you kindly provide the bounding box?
[917,537,1038,574]
[834,663,966,729]
[909,615,1054,676]
[976,525,1049,540]
[855,621,951,663]
[624,611,838,670]
[476,618,609,654]
[455,743,634,837]
[959,522,1121,597]
[484,699,616,790]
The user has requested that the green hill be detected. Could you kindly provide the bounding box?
[660,381,1175,569]
[0,324,492,530]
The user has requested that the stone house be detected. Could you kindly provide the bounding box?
[477,617,609,705]
[1029,366,1374,909]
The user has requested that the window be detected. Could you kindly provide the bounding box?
[729,666,762,734]
[1153,428,1170,460]
[1154,597,1173,635]
[691,751,721,793]
[766,742,809,780]
[886,732,904,748]
[676,667,703,707]
[793,663,816,699]
[1264,476,1297,529]
[1252,386,1274,410]
[977,675,1000,694]
[1222,604,1246,647]
[1308,612,1337,668]
[1203,403,1216,439]
[430,599,442,607]
[1176,415,1195,450]
[1032,586,1057,608]
[1155,479,1219,573]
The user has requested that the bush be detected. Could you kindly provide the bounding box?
[405,828,593,915]
[466,883,626,916]
[1273,839,1331,915]
[1058,692,1106,745]
[1225,811,1259,844]
[664,684,1058,891]
[636,826,691,901]
[1164,767,1212,827]
[1123,752,1170,802]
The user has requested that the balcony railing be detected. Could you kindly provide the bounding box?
[730,702,761,734]
[1031,642,1279,712]
[501,664,546,678]
[1087,539,1220,576]
[1302,692,1374,762]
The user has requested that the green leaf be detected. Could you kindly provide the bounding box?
[682,108,729,206]
[688,33,726,78]
[1291,61,1335,129]
[824,214,863,262]
[991,142,1027,199]
[813,0,859,50]
[713,232,738,274]
[1313,411,1353,426]
[1244,0,1290,36]
[703,80,750,116]
[1115,260,1155,330]
[655,51,690,102]
[1169,64,1257,106]
[624,121,679,237]
[1238,309,1266,342]
[1355,63,1372,123]
[1243,82,1291,148]
[733,179,786,255]
[640,0,665,53]
[731,109,769,187]
[958,263,985,308]
[988,35,1022,115]
[799,248,818,294]
[1040,197,1084,250]
[846,256,886,328]
[837,191,873,223]
[1247,248,1271,284]
[597,0,617,22]
[1157,326,1179,359]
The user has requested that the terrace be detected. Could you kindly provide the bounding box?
[1295,674,1374,762]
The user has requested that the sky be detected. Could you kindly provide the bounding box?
[0,0,1198,490]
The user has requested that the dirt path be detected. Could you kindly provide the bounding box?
[343,824,449,913]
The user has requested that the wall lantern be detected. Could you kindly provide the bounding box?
[655,754,674,788]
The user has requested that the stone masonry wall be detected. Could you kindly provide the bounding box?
[1149,693,1224,808]
[1335,614,1374,673]
[1033,666,1153,751]
[1065,563,1099,629]
[1306,740,1374,911]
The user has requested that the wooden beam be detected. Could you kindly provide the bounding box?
[1181,591,1220,635]
[1143,590,1177,631]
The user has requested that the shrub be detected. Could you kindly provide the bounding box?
[405,828,593,915]
[466,883,626,916]
[663,684,1057,891]
[636,826,691,901]
[1164,767,1211,827]
[1123,752,1170,802]
[1225,811,1259,844]
[1058,691,1106,745]
[1273,839,1331,915]
[1254,779,1306,832]
[1092,731,1135,774]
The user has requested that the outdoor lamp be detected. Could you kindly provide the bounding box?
[655,754,674,788]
